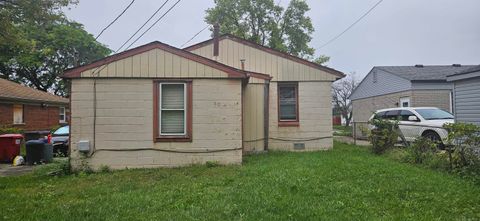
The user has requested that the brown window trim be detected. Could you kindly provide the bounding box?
[153,79,193,142]
[277,82,299,127]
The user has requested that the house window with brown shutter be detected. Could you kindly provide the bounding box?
[153,80,192,142]
[278,82,299,126]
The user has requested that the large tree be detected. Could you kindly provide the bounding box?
[206,0,329,63]
[332,72,358,127]
[0,0,111,96]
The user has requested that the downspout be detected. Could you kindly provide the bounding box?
[264,79,270,151]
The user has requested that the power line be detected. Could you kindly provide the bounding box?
[180,24,210,48]
[317,0,384,50]
[95,0,136,40]
[91,0,181,76]
[116,0,170,52]
[124,0,182,50]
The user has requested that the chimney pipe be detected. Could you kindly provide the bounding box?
[213,24,219,57]
[240,59,245,70]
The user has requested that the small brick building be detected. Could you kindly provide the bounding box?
[0,79,68,132]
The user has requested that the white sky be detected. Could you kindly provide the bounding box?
[64,0,480,79]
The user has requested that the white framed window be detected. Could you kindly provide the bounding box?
[59,107,66,123]
[13,104,24,124]
[159,83,187,136]
[400,97,410,107]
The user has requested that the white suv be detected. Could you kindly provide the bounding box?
[369,107,454,144]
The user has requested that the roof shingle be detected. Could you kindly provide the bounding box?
[0,79,68,104]
[376,65,476,81]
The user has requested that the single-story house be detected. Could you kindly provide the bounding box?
[62,31,345,169]
[0,78,69,131]
[350,64,476,124]
[447,65,480,126]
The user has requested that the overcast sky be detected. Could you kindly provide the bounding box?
[64,0,480,79]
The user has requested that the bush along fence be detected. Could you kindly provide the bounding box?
[364,118,480,182]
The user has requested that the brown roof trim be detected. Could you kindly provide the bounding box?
[184,34,345,79]
[62,41,250,79]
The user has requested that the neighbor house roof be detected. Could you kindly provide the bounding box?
[62,41,272,80]
[184,34,345,79]
[375,65,476,81]
[446,65,480,81]
[0,79,68,104]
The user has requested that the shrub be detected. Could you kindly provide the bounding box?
[0,126,24,135]
[98,165,112,173]
[368,118,399,154]
[443,122,480,180]
[404,137,436,164]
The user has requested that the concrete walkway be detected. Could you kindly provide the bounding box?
[0,163,34,177]
[334,136,371,146]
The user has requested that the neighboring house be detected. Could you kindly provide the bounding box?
[0,79,69,131]
[349,65,476,123]
[62,32,344,169]
[447,65,480,126]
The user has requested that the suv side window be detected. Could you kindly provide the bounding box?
[399,110,417,121]
[384,110,400,120]
[374,111,386,119]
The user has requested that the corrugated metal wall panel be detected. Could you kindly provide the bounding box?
[454,78,480,125]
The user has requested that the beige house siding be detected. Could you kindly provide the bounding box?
[80,48,230,79]
[269,82,333,151]
[352,91,412,123]
[243,83,266,152]
[70,78,242,169]
[189,38,337,82]
[411,90,452,112]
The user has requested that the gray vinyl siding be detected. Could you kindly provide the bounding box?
[453,77,480,126]
[350,68,411,100]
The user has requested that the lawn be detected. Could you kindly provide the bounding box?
[333,125,352,136]
[1,142,480,220]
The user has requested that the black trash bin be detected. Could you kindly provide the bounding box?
[26,140,44,165]
[43,143,53,163]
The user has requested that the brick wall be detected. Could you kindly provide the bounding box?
[0,102,65,131]
[0,104,13,127]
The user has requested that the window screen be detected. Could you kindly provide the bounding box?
[160,84,186,135]
[278,84,298,121]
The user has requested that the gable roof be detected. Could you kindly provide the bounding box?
[375,65,476,81]
[0,79,68,104]
[62,41,271,80]
[184,34,345,79]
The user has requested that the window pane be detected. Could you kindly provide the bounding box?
[161,84,184,109]
[161,110,185,134]
[13,105,23,124]
[399,110,415,121]
[279,85,297,120]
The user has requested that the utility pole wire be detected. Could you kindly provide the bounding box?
[95,0,136,40]
[317,0,384,50]
[125,0,182,50]
[116,0,170,52]
[180,24,210,48]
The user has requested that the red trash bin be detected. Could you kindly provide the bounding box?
[0,134,24,162]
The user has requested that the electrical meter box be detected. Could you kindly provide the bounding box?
[77,140,90,153]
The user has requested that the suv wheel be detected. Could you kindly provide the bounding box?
[422,131,444,149]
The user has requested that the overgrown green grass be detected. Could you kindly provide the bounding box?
[1,142,480,220]
[333,125,352,136]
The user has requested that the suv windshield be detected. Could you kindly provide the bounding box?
[414,109,454,120]
[54,126,69,135]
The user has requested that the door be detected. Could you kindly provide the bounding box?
[400,97,410,107]
[398,110,422,141]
